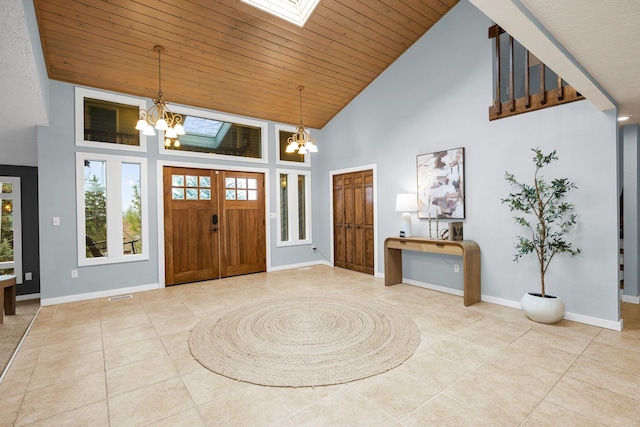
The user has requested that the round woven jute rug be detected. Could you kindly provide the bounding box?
[188,293,420,387]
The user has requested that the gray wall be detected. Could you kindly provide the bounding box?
[622,124,639,298]
[37,82,322,301]
[315,1,620,323]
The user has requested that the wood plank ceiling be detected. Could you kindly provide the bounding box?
[33,0,458,129]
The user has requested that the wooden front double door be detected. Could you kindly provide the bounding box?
[333,170,374,275]
[163,167,266,285]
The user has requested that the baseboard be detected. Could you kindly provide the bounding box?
[390,280,623,331]
[480,294,521,309]
[41,283,159,306]
[621,294,640,304]
[268,260,331,272]
[562,311,623,331]
[402,278,464,297]
[16,293,41,301]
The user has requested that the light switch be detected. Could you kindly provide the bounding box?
[52,217,61,226]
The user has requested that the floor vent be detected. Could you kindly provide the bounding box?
[108,294,133,301]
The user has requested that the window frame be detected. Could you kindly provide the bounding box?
[275,124,311,167]
[0,177,22,283]
[276,168,312,247]
[158,104,269,164]
[75,87,148,152]
[76,152,149,266]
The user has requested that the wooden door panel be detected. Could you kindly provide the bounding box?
[220,171,266,278]
[333,170,374,275]
[164,167,219,285]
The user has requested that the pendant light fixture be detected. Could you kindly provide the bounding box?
[286,86,318,154]
[135,45,185,148]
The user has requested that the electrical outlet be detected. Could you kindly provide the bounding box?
[71,269,79,279]
[453,264,460,273]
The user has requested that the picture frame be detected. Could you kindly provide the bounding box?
[417,147,465,219]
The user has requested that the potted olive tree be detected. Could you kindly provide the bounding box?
[502,148,581,324]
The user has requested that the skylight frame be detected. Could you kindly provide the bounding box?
[241,0,320,27]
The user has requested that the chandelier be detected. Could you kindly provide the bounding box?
[135,45,185,148]
[286,86,318,154]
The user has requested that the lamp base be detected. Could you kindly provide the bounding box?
[400,212,412,238]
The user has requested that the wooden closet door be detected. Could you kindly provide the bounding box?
[333,175,346,268]
[333,170,374,275]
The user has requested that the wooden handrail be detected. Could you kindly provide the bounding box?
[488,25,584,120]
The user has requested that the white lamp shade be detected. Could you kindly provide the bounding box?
[395,193,418,212]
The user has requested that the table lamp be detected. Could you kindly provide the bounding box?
[395,193,418,237]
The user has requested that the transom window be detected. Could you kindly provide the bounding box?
[160,105,268,163]
[75,87,147,152]
[276,124,309,165]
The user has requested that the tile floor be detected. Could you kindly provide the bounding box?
[1,265,639,426]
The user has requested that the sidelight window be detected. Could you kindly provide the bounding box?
[277,169,311,246]
[76,153,148,266]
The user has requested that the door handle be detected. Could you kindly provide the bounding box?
[212,214,218,225]
[211,227,218,232]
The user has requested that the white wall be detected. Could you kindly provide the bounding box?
[315,1,620,325]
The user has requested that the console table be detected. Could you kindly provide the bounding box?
[384,237,481,306]
[1,275,17,324]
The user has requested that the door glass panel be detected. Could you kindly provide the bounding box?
[237,190,247,200]
[225,177,236,188]
[200,189,211,200]
[172,175,184,186]
[248,190,257,201]
[1,183,12,193]
[186,175,198,187]
[199,176,211,188]
[84,160,107,257]
[226,189,236,200]
[172,188,185,200]
[186,188,198,199]
[122,163,142,255]
[236,178,247,189]
[248,178,257,189]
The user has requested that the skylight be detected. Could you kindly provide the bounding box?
[241,0,320,27]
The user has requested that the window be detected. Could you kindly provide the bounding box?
[75,87,148,152]
[241,0,320,27]
[76,153,148,266]
[276,124,309,166]
[277,169,311,246]
[160,105,268,163]
[0,178,22,282]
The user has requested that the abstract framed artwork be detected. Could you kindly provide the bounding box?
[417,147,465,219]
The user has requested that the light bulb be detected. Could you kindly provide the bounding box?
[155,118,168,131]
[135,119,148,131]
[173,123,185,135]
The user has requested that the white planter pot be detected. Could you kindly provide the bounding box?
[520,292,565,324]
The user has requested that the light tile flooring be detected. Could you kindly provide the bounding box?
[1,265,640,426]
